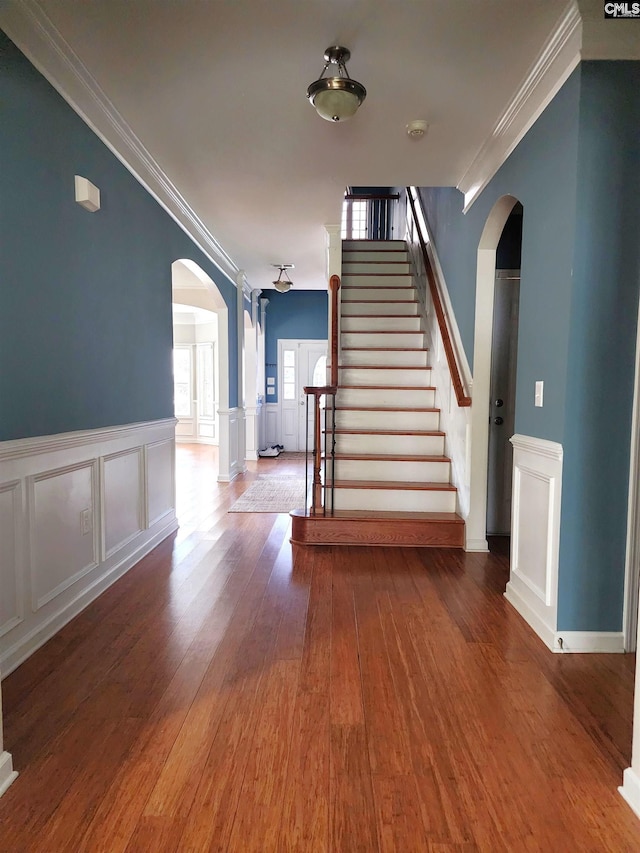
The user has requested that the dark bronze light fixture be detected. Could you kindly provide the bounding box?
[272,264,294,293]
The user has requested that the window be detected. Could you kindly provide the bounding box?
[197,343,215,418]
[341,198,368,239]
[283,349,296,400]
[173,347,192,417]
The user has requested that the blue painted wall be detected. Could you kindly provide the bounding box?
[558,62,640,630]
[263,290,328,402]
[420,62,640,631]
[0,31,238,440]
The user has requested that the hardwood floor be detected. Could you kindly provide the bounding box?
[1,444,639,851]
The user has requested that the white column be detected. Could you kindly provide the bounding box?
[244,289,260,461]
[0,678,18,797]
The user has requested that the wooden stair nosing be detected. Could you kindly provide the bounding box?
[341,313,422,318]
[330,453,451,463]
[334,406,440,413]
[341,346,428,352]
[339,364,431,370]
[328,428,445,436]
[328,479,457,492]
[339,384,436,391]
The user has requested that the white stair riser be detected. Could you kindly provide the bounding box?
[333,459,450,483]
[343,240,405,251]
[342,331,424,347]
[340,367,432,387]
[342,276,413,288]
[335,409,440,430]
[332,488,457,513]
[339,387,434,407]
[334,433,445,456]
[341,301,417,316]
[342,286,416,302]
[343,262,411,274]
[343,251,408,263]
[341,349,428,367]
[341,316,421,332]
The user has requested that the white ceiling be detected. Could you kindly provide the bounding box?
[4,1,629,291]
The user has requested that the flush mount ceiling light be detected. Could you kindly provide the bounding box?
[307,46,367,122]
[272,264,294,293]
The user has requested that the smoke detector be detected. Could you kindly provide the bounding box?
[406,120,429,139]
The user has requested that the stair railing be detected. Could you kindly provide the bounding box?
[406,187,471,407]
[303,274,341,516]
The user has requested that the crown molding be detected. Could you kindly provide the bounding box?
[458,1,582,212]
[0,0,242,288]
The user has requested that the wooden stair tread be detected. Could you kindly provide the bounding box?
[339,384,436,391]
[342,346,428,352]
[342,274,412,278]
[330,479,457,492]
[330,428,445,436]
[291,509,462,522]
[339,364,431,370]
[331,453,450,463]
[343,261,409,266]
[343,330,423,334]
[342,313,420,318]
[334,406,439,412]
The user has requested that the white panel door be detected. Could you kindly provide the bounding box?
[278,340,328,451]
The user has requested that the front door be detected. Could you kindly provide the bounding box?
[279,339,328,451]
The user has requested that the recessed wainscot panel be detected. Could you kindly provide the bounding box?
[30,462,98,610]
[103,449,143,558]
[513,467,553,604]
[146,440,175,526]
[0,481,22,636]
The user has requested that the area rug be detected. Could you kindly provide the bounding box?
[229,477,307,513]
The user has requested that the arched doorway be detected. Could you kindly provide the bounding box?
[171,260,239,482]
[466,195,522,552]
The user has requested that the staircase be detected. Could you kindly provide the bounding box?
[291,239,465,548]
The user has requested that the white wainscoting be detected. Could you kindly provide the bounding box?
[505,434,562,650]
[265,404,279,448]
[0,418,178,677]
[217,407,245,482]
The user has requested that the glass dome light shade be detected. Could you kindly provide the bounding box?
[307,77,366,122]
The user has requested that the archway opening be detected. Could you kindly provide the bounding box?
[466,195,522,554]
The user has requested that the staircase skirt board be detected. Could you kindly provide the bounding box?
[290,510,465,548]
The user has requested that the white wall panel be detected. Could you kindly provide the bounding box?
[0,482,22,637]
[505,434,562,649]
[0,418,178,677]
[30,461,98,610]
[146,440,175,527]
[102,449,143,558]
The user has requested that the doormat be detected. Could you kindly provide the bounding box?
[228,477,306,513]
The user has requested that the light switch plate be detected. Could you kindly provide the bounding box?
[535,381,544,407]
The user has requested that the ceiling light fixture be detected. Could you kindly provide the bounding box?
[272,264,294,293]
[307,46,366,123]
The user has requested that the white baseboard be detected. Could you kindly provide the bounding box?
[553,631,625,654]
[465,537,489,552]
[504,583,556,650]
[620,767,640,818]
[0,751,18,797]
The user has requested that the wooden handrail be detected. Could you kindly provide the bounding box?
[329,274,341,387]
[406,190,471,408]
